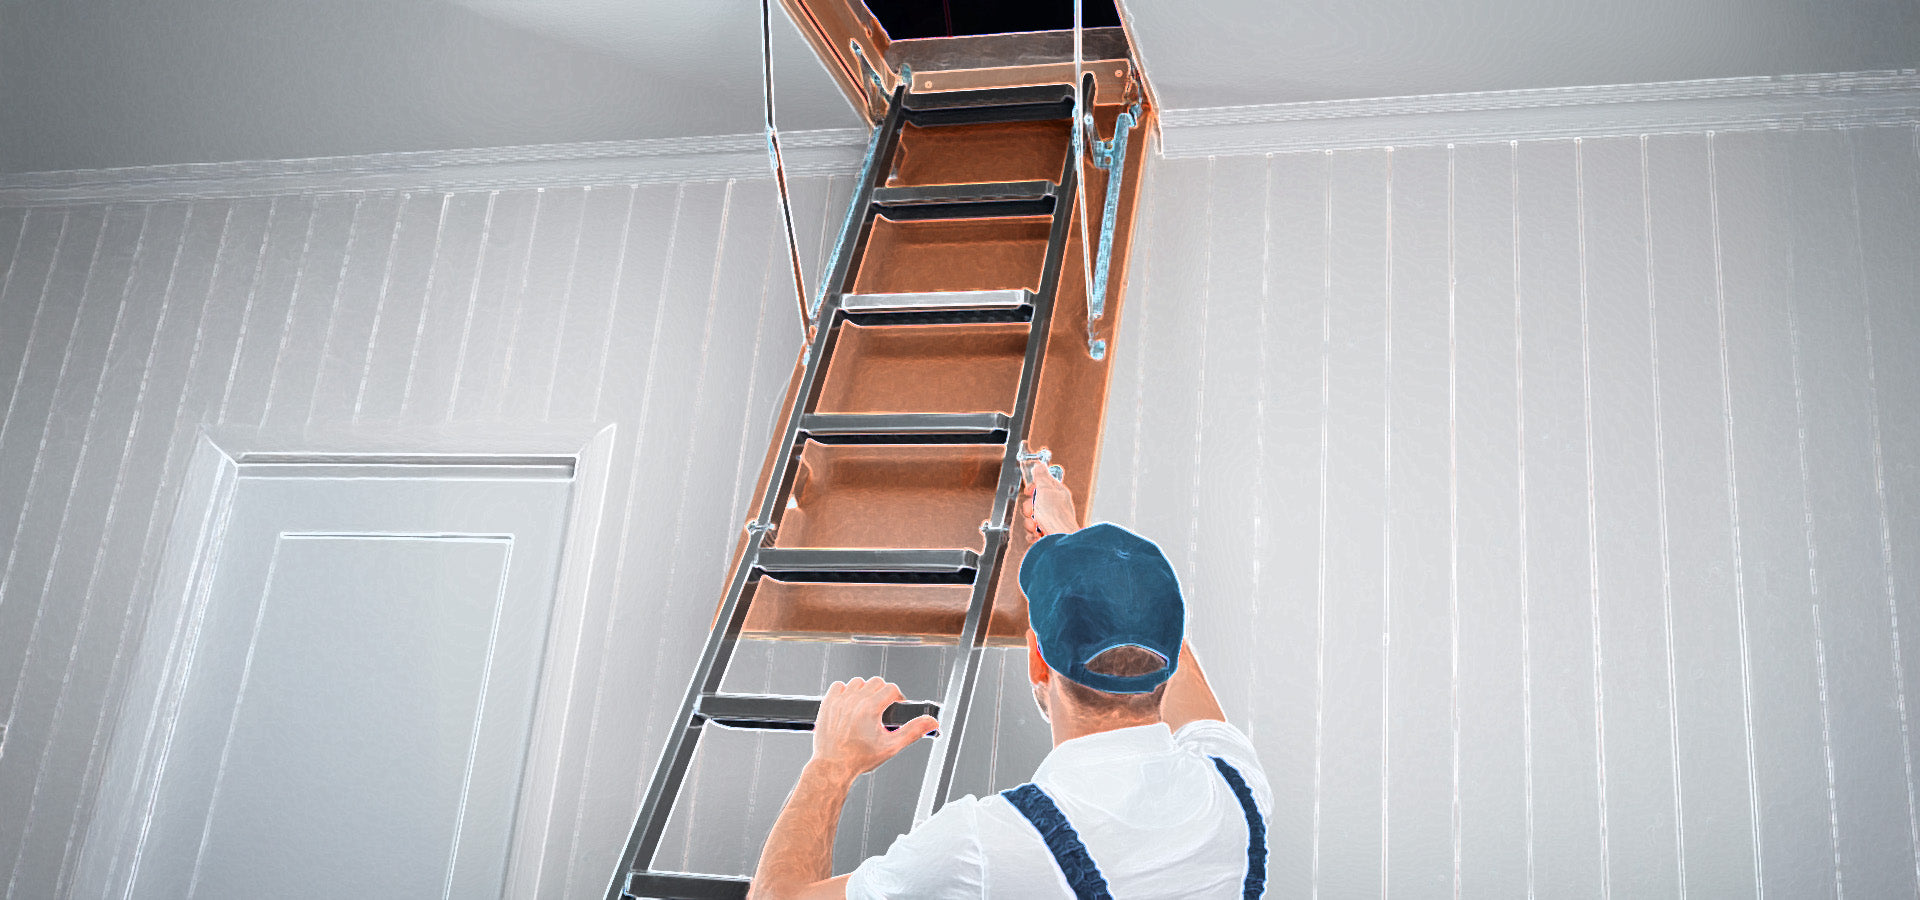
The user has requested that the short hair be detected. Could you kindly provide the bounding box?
[1055,645,1169,718]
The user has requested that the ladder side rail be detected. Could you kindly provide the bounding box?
[912,126,1082,826]
[605,560,768,900]
[812,88,908,320]
[609,87,913,900]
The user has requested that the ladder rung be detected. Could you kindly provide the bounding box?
[841,289,1032,315]
[903,84,1077,125]
[697,693,941,731]
[799,412,1010,444]
[872,181,1056,219]
[754,548,980,584]
[624,872,749,900]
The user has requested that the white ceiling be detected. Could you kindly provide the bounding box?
[2,0,1914,174]
[1124,0,1920,109]
[0,0,863,174]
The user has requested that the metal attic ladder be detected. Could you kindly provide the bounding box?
[608,82,1085,900]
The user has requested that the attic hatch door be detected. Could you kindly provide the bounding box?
[777,0,1142,121]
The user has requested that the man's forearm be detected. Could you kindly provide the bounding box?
[748,759,855,899]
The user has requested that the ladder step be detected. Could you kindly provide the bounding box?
[902,84,1076,126]
[839,289,1034,325]
[624,872,749,900]
[754,548,980,584]
[871,180,1056,220]
[799,412,1010,444]
[697,693,941,731]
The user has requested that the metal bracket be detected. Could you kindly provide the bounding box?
[1085,101,1141,361]
[851,43,886,98]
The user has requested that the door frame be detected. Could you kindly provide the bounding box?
[75,423,618,900]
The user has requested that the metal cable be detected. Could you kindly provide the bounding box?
[1072,0,1098,355]
[763,0,816,333]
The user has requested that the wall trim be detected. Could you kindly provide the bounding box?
[0,127,871,206]
[1157,69,1920,157]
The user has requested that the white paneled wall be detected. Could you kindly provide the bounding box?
[0,171,864,897]
[5,117,1920,899]
[1094,125,1920,897]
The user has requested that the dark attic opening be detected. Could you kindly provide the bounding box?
[862,0,1123,39]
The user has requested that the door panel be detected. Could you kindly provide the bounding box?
[129,464,572,900]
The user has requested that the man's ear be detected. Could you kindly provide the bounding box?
[1026,629,1049,686]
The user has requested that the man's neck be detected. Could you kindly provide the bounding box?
[1049,711,1164,747]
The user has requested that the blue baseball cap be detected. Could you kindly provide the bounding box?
[1018,522,1184,694]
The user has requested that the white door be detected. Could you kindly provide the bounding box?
[126,458,573,900]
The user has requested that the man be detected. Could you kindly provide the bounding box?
[748,462,1271,898]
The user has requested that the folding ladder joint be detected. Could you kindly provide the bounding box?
[1088,102,1142,171]
[1084,101,1142,361]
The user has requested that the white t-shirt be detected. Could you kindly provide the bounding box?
[845,719,1271,899]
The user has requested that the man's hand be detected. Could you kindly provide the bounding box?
[810,677,939,781]
[1021,459,1079,540]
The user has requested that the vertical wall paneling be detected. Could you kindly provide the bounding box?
[355,192,451,425]
[494,187,586,424]
[0,207,41,409]
[4,202,151,892]
[0,204,137,890]
[217,196,318,428]
[0,207,108,714]
[1448,140,1531,896]
[255,196,357,433]
[1713,127,1841,897]
[1515,138,1609,898]
[1384,143,1454,899]
[1645,132,1762,895]
[1578,135,1684,898]
[1127,157,1207,586]
[444,189,538,424]
[1853,123,1920,894]
[544,186,637,424]
[1320,146,1390,898]
[1258,148,1335,899]
[0,209,88,609]
[393,191,494,424]
[301,193,395,427]
[1191,154,1263,735]
[44,204,193,896]
[0,211,74,477]
[1790,127,1919,896]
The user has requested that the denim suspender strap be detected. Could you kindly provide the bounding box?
[1210,756,1269,899]
[1000,784,1114,900]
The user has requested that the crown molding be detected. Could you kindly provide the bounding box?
[0,127,871,206]
[10,70,1915,203]
[1157,69,1920,157]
